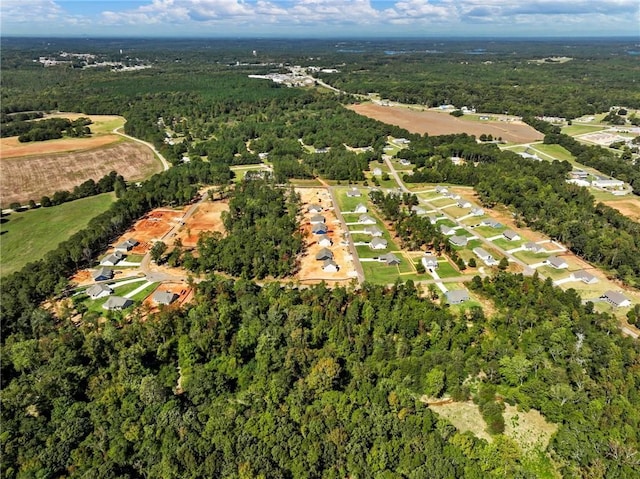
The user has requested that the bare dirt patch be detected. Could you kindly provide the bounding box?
[174,200,228,248]
[0,135,122,158]
[142,283,194,312]
[126,209,186,254]
[295,187,357,285]
[602,198,640,222]
[348,104,543,144]
[1,142,162,206]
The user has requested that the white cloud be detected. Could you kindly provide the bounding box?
[1,0,63,22]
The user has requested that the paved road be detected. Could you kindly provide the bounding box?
[113,127,170,171]
[328,186,365,284]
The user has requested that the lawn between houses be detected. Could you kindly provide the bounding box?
[0,193,116,277]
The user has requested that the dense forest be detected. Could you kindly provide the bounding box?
[2,38,640,478]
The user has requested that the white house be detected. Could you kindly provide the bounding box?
[545,256,568,269]
[571,270,598,284]
[449,235,468,247]
[102,296,133,311]
[473,247,497,266]
[422,255,439,270]
[440,225,456,236]
[346,188,362,198]
[457,200,471,208]
[115,238,139,253]
[524,242,545,253]
[502,230,521,241]
[372,168,383,176]
[600,291,631,308]
[380,253,401,265]
[446,289,470,305]
[359,214,376,225]
[354,203,368,213]
[435,185,448,194]
[317,235,333,247]
[153,290,178,306]
[370,238,388,250]
[592,178,624,189]
[86,283,113,300]
[322,259,339,273]
[307,204,323,213]
[470,207,484,216]
[411,205,427,215]
[310,214,326,225]
[364,225,383,237]
[100,251,124,266]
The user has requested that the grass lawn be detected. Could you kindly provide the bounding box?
[492,237,527,251]
[334,188,369,212]
[83,281,158,314]
[472,225,506,237]
[561,124,606,136]
[1,193,115,277]
[361,260,414,284]
[530,143,575,162]
[513,250,550,264]
[435,261,463,279]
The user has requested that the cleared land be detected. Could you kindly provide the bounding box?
[122,209,185,254]
[1,142,162,206]
[0,193,115,277]
[601,198,640,222]
[174,200,228,248]
[348,104,543,144]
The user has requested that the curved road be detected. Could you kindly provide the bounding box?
[113,126,170,171]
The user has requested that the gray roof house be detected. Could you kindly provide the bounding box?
[600,291,631,308]
[422,255,439,269]
[100,251,124,266]
[435,185,448,194]
[311,223,328,235]
[92,267,113,282]
[317,235,332,247]
[524,242,545,253]
[380,253,401,265]
[354,203,368,213]
[481,219,503,229]
[363,225,383,237]
[502,230,521,241]
[411,205,427,215]
[316,248,334,261]
[545,256,568,269]
[571,270,598,284]
[370,238,388,250]
[440,225,456,236]
[307,204,323,213]
[428,215,438,225]
[449,235,468,247]
[115,238,139,253]
[102,296,133,311]
[310,214,326,225]
[446,289,470,305]
[470,207,484,216]
[322,259,339,272]
[473,247,497,265]
[86,283,113,300]
[457,200,471,208]
[346,188,362,197]
[153,290,178,306]
[359,214,376,225]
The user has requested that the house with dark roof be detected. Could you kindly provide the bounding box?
[600,291,631,308]
[422,255,438,270]
[311,223,328,235]
[446,289,470,305]
[363,225,383,237]
[102,296,133,311]
[307,204,323,213]
[481,219,503,229]
[571,270,598,284]
[100,251,124,266]
[322,259,339,272]
[379,253,401,265]
[153,290,178,306]
[86,283,113,300]
[545,256,568,269]
[316,248,334,261]
[370,238,388,250]
[310,214,326,225]
[92,267,113,282]
[524,242,545,253]
[502,230,521,241]
[449,235,468,247]
[115,238,139,253]
[359,214,376,225]
[317,235,332,247]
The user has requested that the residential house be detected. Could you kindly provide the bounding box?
[316,248,334,261]
[312,223,328,235]
[473,247,497,266]
[481,219,503,229]
[92,267,113,282]
[346,188,362,198]
[470,207,484,216]
[411,205,427,215]
[592,178,624,189]
[440,225,456,236]
[428,215,438,225]
[307,204,323,213]
[153,290,178,306]
[317,235,333,247]
[370,238,388,250]
[571,270,598,284]
[380,253,401,265]
[372,168,383,176]
[502,230,521,241]
[422,255,439,270]
[322,260,339,273]
[102,296,133,311]
[115,238,139,253]
[354,203,368,213]
[545,256,568,269]
[310,214,326,225]
[524,242,545,253]
[100,251,124,266]
[359,214,376,225]
[86,284,113,299]
[399,159,411,166]
[600,291,631,308]
[457,200,471,208]
[449,235,468,247]
[435,185,448,194]
[363,225,383,237]
[446,289,470,305]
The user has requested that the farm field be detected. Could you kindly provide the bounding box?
[601,197,640,222]
[0,193,115,277]
[349,103,543,144]
[1,142,162,207]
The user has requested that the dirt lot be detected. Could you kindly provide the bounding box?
[1,142,162,206]
[0,135,122,158]
[143,283,194,311]
[602,198,640,222]
[349,104,543,144]
[295,188,356,284]
[126,209,186,254]
[174,200,228,248]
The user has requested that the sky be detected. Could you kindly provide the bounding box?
[2,0,639,38]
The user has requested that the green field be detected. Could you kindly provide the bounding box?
[561,124,606,136]
[361,259,415,284]
[1,193,115,277]
[530,143,575,162]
